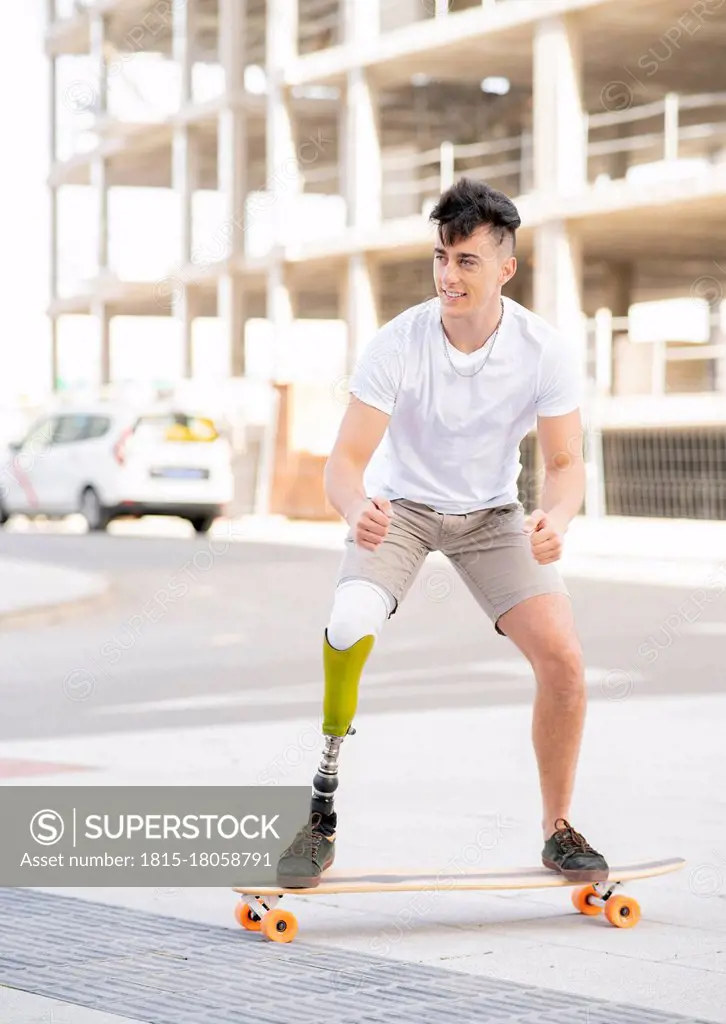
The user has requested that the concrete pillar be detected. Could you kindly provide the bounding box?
[533,13,587,196]
[267,263,295,381]
[533,222,584,340]
[218,0,247,375]
[218,0,246,256]
[344,254,380,374]
[341,70,382,370]
[714,296,726,392]
[89,11,110,385]
[265,0,299,382]
[90,11,108,274]
[93,301,111,385]
[266,0,301,245]
[340,2,381,372]
[600,261,634,396]
[91,155,108,273]
[49,49,59,391]
[218,276,246,377]
[532,14,586,349]
[50,318,59,391]
[343,70,381,230]
[344,0,380,39]
[178,289,198,378]
[342,0,380,231]
[173,0,194,261]
[173,0,194,377]
[593,308,613,395]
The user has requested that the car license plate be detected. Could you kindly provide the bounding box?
[150,467,209,480]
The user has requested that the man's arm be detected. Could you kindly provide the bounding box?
[525,408,585,565]
[536,408,586,530]
[324,397,392,549]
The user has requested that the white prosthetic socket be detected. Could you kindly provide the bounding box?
[326,578,395,650]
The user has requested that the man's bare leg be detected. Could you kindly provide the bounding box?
[495,593,607,881]
[497,593,586,837]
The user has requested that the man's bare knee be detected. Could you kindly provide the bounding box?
[533,642,585,693]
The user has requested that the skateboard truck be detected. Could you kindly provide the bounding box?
[571,878,641,926]
[589,880,623,904]
[234,894,294,942]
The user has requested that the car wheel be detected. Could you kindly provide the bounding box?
[81,487,109,532]
[189,514,215,534]
[0,504,8,527]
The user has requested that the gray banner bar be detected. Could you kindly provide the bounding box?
[1,786,310,886]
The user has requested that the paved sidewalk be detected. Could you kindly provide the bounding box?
[0,988,145,1024]
[0,514,723,1021]
[0,558,108,622]
[2,691,725,1021]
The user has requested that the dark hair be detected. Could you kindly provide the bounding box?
[429,177,521,251]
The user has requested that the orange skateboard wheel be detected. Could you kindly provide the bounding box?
[605,895,640,928]
[571,884,603,916]
[235,901,263,931]
[261,908,298,943]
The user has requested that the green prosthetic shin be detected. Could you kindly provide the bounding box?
[311,631,375,819]
[321,630,374,737]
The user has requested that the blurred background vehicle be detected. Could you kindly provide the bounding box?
[0,403,233,533]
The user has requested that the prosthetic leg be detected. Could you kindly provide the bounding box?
[276,580,392,887]
[310,630,374,819]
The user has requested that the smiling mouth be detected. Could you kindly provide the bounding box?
[442,289,466,299]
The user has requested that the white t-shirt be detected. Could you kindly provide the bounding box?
[348,295,583,515]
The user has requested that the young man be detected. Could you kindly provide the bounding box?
[277,177,608,888]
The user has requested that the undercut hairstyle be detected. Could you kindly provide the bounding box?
[429,177,521,251]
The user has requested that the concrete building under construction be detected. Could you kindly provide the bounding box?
[45,0,726,519]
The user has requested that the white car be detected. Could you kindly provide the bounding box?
[0,404,234,533]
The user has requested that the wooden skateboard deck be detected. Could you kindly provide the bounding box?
[232,856,685,942]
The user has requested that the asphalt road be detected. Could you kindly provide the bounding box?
[0,522,724,742]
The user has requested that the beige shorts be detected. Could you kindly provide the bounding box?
[336,498,570,636]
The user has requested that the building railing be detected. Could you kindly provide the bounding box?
[379,133,530,214]
[587,91,726,184]
[293,0,510,54]
[585,308,726,397]
[369,91,726,218]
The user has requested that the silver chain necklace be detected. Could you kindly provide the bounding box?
[441,300,504,378]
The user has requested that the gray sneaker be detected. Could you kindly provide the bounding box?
[542,818,609,882]
[276,812,336,888]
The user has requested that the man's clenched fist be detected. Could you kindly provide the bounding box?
[523,508,566,565]
[347,496,393,551]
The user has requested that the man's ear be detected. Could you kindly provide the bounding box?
[500,256,517,286]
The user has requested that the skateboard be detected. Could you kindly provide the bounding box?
[232,856,685,943]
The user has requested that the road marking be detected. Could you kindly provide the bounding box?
[88,664,643,717]
[681,622,726,635]
[208,633,247,647]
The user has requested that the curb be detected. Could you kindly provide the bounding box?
[0,559,111,629]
